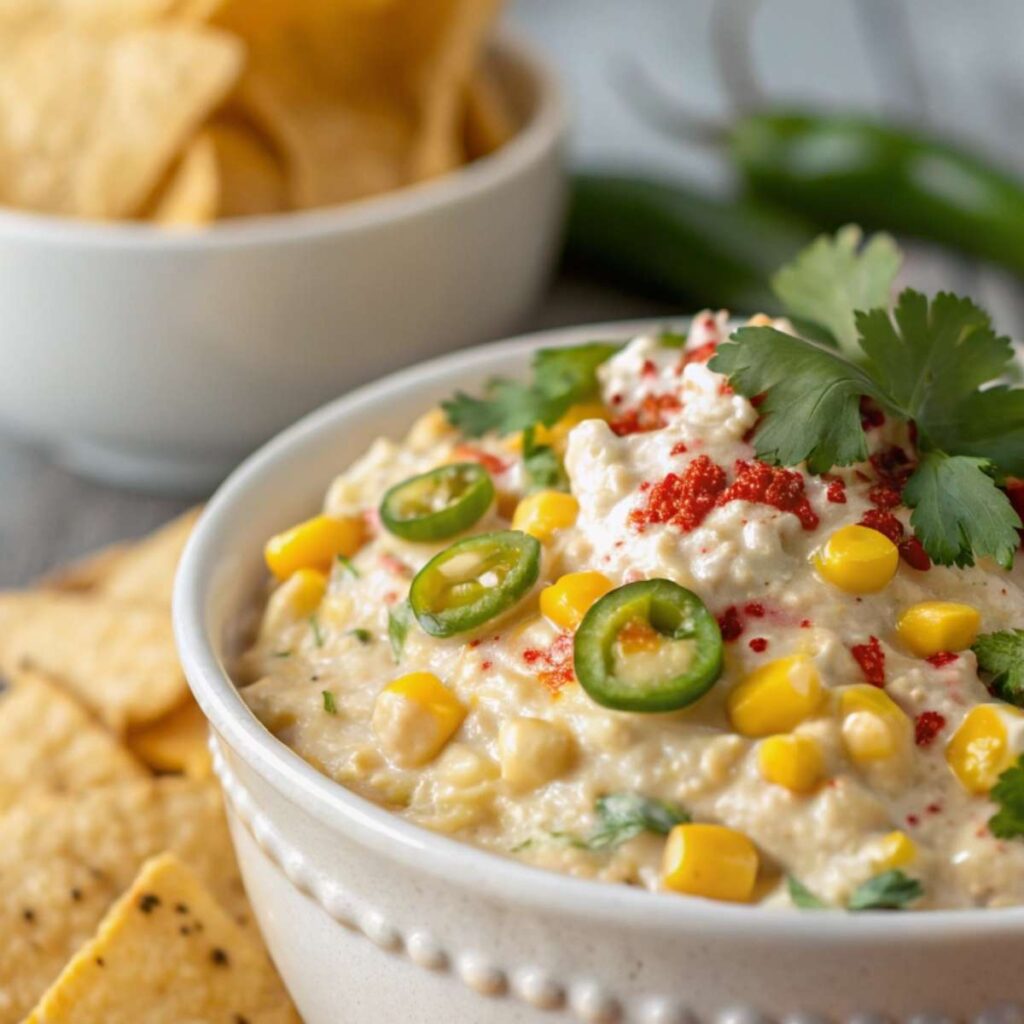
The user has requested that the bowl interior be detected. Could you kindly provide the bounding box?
[175,317,1024,937]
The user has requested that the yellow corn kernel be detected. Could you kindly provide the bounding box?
[512,490,579,542]
[875,830,917,870]
[539,571,613,631]
[945,704,1024,794]
[508,402,610,454]
[727,655,823,738]
[814,524,899,594]
[265,568,327,627]
[840,685,911,763]
[265,514,365,580]
[661,823,759,903]
[372,672,467,768]
[897,601,981,658]
[757,734,825,794]
[498,717,575,790]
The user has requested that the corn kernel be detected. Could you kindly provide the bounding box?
[897,601,981,658]
[661,823,759,903]
[758,734,825,793]
[372,672,466,768]
[265,514,365,580]
[945,704,1024,794]
[508,402,609,454]
[814,524,899,594]
[727,656,823,738]
[875,830,917,870]
[264,568,327,629]
[498,717,575,790]
[512,490,579,542]
[540,571,613,631]
[840,685,911,763]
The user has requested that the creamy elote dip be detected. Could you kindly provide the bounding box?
[238,314,1024,911]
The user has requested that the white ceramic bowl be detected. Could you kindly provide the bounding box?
[0,33,566,494]
[175,319,1024,1024]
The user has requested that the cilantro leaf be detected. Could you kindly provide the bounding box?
[322,690,338,715]
[442,342,620,438]
[930,387,1024,479]
[903,453,1021,569]
[522,426,568,493]
[581,792,690,852]
[857,290,1015,437]
[772,225,901,359]
[336,554,360,578]
[709,326,878,473]
[973,630,1024,706]
[787,875,827,909]
[847,870,923,911]
[387,601,413,662]
[347,627,373,645]
[309,615,324,648]
[989,755,1024,839]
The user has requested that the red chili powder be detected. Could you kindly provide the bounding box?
[749,637,768,653]
[717,459,819,530]
[899,536,932,571]
[718,606,744,642]
[868,484,902,509]
[859,397,886,430]
[926,651,959,668]
[522,633,575,695]
[915,711,947,747]
[744,602,766,618]
[851,636,886,687]
[670,441,688,455]
[641,358,658,377]
[860,509,904,545]
[681,340,718,367]
[826,478,847,504]
[870,445,915,487]
[609,392,683,436]
[629,455,727,532]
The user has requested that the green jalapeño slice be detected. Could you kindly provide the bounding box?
[410,530,541,637]
[574,579,723,712]
[380,462,494,542]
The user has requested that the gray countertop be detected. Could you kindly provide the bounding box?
[0,277,671,589]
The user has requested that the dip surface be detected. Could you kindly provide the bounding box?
[239,315,1024,910]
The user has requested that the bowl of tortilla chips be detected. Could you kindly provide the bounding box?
[0,0,566,492]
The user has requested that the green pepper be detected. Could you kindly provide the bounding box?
[729,112,1024,279]
[565,173,813,310]
[380,463,494,542]
[574,579,722,713]
[409,530,540,637]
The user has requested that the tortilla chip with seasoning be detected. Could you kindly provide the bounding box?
[0,777,250,1024]
[23,852,298,1024]
[0,591,188,732]
[127,697,212,777]
[0,668,146,813]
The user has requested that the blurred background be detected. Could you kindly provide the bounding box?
[4,0,1024,584]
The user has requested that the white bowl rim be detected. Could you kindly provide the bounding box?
[175,315,1024,940]
[0,28,565,251]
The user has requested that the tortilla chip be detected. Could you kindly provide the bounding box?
[25,853,298,1024]
[127,697,211,777]
[463,59,517,159]
[38,542,129,593]
[0,591,187,731]
[0,778,250,1024]
[208,117,289,217]
[215,0,502,208]
[0,25,243,218]
[149,129,219,226]
[0,669,146,813]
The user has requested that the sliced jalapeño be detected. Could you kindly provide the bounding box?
[380,462,494,542]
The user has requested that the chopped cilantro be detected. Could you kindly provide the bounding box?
[309,615,324,648]
[387,601,412,662]
[347,628,373,645]
[522,426,568,493]
[581,792,690,852]
[787,875,827,909]
[973,630,1024,707]
[321,690,337,715]
[336,554,360,578]
[710,230,1024,568]
[442,341,620,437]
[271,649,292,659]
[989,755,1024,839]
[847,870,923,911]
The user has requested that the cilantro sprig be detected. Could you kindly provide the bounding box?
[788,870,923,911]
[580,792,690,851]
[443,341,621,437]
[710,228,1024,568]
[522,426,568,492]
[989,755,1024,839]
[973,630,1024,707]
